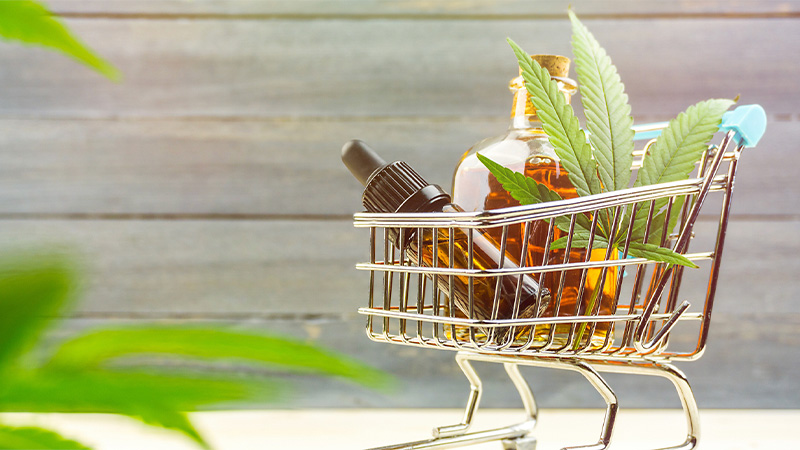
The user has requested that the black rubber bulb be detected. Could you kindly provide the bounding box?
[341,139,387,187]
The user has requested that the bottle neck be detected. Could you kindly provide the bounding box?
[508,75,577,131]
[509,85,542,130]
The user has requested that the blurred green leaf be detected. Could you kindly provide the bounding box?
[0,424,90,449]
[0,368,280,413]
[0,368,282,448]
[0,251,389,449]
[46,327,389,390]
[0,254,74,376]
[0,0,121,80]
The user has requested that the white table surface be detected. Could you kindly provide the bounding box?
[2,409,797,449]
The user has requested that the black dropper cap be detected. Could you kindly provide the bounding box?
[341,140,450,214]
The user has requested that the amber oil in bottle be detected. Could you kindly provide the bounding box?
[451,55,617,350]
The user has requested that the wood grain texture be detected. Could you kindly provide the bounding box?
[46,0,800,17]
[0,220,366,315]
[0,18,797,117]
[0,0,795,409]
[0,118,789,216]
[0,219,795,316]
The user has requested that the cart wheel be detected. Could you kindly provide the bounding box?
[502,436,537,450]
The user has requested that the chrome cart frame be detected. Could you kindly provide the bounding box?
[353,105,766,450]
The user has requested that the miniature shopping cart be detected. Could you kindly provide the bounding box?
[351,104,766,450]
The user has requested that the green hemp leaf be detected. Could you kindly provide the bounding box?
[621,98,735,249]
[0,425,90,450]
[476,152,593,235]
[475,152,563,206]
[569,10,635,194]
[508,38,602,200]
[485,16,729,269]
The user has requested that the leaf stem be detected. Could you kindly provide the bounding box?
[572,269,605,351]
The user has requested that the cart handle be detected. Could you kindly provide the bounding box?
[633,128,747,353]
[633,104,766,148]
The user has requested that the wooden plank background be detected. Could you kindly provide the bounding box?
[1,0,797,409]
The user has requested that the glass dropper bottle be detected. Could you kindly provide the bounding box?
[342,139,550,344]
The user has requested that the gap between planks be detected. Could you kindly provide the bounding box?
[0,114,797,123]
[0,213,796,222]
[51,12,800,21]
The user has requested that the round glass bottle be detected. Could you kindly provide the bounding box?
[451,55,616,350]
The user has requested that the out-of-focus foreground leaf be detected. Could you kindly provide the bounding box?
[0,253,74,376]
[0,252,389,449]
[0,425,89,450]
[0,0,120,80]
[0,368,283,449]
[46,327,389,390]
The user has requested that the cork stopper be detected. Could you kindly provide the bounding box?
[528,54,571,78]
[510,54,576,119]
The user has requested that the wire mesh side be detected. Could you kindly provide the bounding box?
[358,138,742,362]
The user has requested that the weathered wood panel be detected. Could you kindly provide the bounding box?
[0,119,792,216]
[47,0,800,16]
[1,219,795,316]
[0,18,797,117]
[0,0,795,410]
[0,219,366,315]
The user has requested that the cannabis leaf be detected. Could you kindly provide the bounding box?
[0,252,387,449]
[1,369,271,449]
[502,37,699,268]
[0,253,73,377]
[508,38,602,200]
[549,231,608,250]
[635,99,734,188]
[47,327,386,388]
[480,12,734,352]
[0,1,120,80]
[569,10,634,193]
[476,152,593,234]
[627,242,698,268]
[624,98,734,245]
[482,25,725,271]
[475,152,563,206]
[0,425,89,450]
[624,196,686,246]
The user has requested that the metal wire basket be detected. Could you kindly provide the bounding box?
[352,105,766,450]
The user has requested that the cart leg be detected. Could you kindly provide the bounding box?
[500,363,539,450]
[559,361,618,450]
[433,352,483,438]
[590,361,699,450]
[365,353,535,450]
[504,362,538,424]
[636,363,699,450]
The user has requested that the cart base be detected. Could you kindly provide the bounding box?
[365,352,699,450]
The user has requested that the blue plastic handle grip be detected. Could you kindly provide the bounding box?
[719,104,767,147]
[633,123,668,141]
[633,104,767,148]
